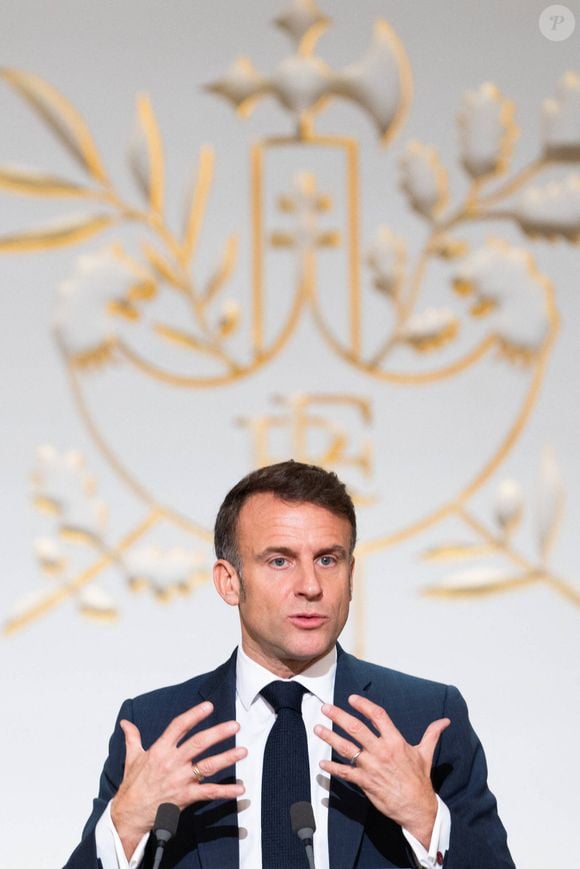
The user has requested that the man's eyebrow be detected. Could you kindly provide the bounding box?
[256,544,348,561]
[314,544,348,559]
[257,546,297,561]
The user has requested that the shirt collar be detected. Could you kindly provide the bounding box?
[236,644,337,711]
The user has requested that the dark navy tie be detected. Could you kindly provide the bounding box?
[261,680,311,868]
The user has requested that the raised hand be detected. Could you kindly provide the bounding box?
[111,701,246,858]
[315,694,450,849]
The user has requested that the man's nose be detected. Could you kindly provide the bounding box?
[295,563,323,598]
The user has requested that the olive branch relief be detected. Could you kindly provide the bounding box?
[361,75,579,603]
[422,448,577,605]
[364,78,580,370]
[9,446,211,631]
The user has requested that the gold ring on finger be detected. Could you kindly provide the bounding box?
[350,748,362,767]
[192,764,205,782]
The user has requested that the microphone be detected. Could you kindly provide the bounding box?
[290,800,316,869]
[151,802,180,869]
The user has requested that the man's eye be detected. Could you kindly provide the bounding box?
[318,555,336,566]
[271,557,288,567]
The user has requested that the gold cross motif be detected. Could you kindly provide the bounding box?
[271,171,341,252]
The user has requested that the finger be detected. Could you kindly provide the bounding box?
[318,757,359,785]
[347,694,401,741]
[418,717,451,765]
[119,719,144,765]
[191,745,248,780]
[314,723,362,764]
[321,702,378,751]
[187,781,246,804]
[178,719,241,761]
[160,701,215,747]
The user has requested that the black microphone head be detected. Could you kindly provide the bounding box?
[154,802,180,838]
[290,800,316,836]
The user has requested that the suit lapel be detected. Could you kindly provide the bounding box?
[189,650,239,869]
[328,646,372,869]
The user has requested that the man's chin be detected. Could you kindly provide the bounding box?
[280,635,335,667]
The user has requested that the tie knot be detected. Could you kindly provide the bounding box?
[261,680,307,714]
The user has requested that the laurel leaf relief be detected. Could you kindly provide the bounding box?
[424,566,525,596]
[0,164,99,198]
[1,67,109,183]
[536,446,565,563]
[128,93,165,215]
[0,213,115,254]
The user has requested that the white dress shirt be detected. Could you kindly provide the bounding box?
[96,646,450,868]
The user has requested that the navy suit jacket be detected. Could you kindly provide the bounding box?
[64,646,515,868]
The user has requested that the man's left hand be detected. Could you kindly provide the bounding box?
[315,694,450,849]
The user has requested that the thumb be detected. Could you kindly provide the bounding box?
[119,718,144,765]
[418,717,451,766]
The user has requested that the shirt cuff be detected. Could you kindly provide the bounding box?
[95,801,150,869]
[401,796,451,868]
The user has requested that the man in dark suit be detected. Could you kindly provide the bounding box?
[65,461,515,869]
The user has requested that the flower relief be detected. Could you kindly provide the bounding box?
[458,82,517,179]
[366,225,406,298]
[32,445,107,542]
[366,224,459,355]
[124,546,208,601]
[25,446,116,621]
[511,73,580,241]
[401,308,459,353]
[542,71,580,161]
[399,140,448,219]
[452,240,551,362]
[53,246,155,367]
[514,175,580,242]
[494,478,524,537]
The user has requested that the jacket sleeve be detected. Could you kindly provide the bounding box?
[435,686,515,869]
[62,699,134,869]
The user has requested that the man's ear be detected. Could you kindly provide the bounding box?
[349,557,355,600]
[213,559,242,606]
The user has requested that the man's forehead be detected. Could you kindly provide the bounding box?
[237,492,351,537]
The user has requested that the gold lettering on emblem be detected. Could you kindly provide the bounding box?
[237,394,375,507]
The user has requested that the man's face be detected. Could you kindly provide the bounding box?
[214,492,354,677]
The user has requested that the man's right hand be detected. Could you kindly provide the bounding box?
[110,701,246,859]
